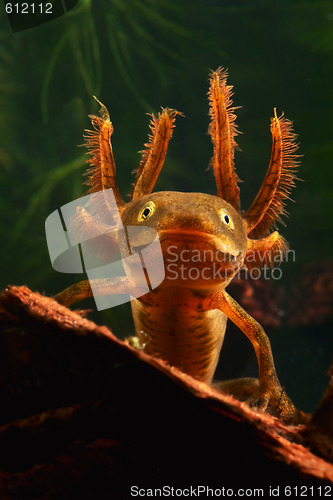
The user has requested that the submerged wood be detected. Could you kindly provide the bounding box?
[0,286,332,498]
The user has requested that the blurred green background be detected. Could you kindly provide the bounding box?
[0,0,332,412]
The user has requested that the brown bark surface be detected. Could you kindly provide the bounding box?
[0,286,332,499]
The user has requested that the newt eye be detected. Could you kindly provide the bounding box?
[219,208,234,229]
[139,201,156,221]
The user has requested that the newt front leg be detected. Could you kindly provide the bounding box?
[54,277,147,307]
[210,290,296,417]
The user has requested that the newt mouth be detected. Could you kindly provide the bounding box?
[158,229,242,263]
[158,229,243,288]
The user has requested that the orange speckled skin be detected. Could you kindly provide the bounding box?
[122,191,246,384]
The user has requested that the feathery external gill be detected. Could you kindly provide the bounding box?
[131,108,180,200]
[244,109,300,238]
[208,67,240,210]
[84,97,124,208]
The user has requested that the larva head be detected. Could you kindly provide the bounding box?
[120,191,247,290]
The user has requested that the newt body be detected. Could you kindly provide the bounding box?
[122,191,246,384]
[55,69,300,418]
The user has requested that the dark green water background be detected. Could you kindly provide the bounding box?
[0,0,332,412]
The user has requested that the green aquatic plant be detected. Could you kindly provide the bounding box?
[10,155,87,243]
[41,0,102,122]
[7,0,195,248]
[103,0,190,109]
[40,0,192,119]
